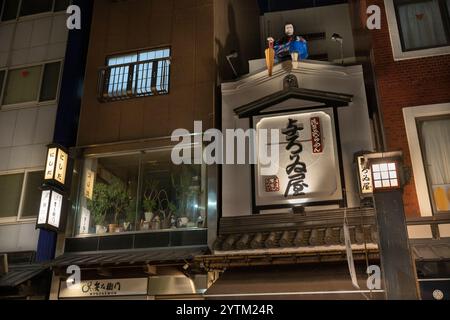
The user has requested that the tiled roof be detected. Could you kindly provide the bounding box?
[213,225,378,251]
[50,245,210,268]
[0,264,47,288]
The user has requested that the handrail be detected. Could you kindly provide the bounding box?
[97,57,170,102]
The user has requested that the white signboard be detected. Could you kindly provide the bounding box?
[357,156,373,194]
[79,207,91,234]
[45,148,57,180]
[254,108,342,206]
[84,169,95,200]
[55,149,68,185]
[38,190,51,224]
[59,278,148,298]
[48,191,63,228]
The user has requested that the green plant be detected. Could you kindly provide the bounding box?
[87,183,109,226]
[142,198,157,213]
[87,178,131,226]
[108,179,131,225]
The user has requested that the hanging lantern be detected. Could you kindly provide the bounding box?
[44,144,69,187]
[37,187,65,232]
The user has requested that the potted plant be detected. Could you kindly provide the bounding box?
[142,179,159,222]
[107,178,131,232]
[87,183,109,234]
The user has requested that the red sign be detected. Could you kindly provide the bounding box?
[310,117,323,154]
[264,176,280,192]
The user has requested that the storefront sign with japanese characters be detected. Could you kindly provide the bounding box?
[357,155,373,194]
[59,278,148,298]
[255,108,342,207]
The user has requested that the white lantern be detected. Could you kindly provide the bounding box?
[36,188,64,231]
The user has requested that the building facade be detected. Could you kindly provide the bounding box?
[0,0,72,299]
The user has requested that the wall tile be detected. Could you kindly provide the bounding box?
[0,110,17,147]
[12,108,37,146]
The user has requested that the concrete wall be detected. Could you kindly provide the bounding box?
[77,0,216,146]
[260,4,356,63]
[221,60,374,217]
[214,0,261,81]
[0,12,68,252]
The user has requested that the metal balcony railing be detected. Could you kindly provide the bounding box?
[97,57,170,102]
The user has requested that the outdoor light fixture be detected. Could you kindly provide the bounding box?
[44,144,69,187]
[37,187,65,232]
[331,33,344,64]
[361,151,403,192]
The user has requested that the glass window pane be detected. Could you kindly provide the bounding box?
[21,171,44,218]
[54,0,71,12]
[20,0,53,17]
[0,173,24,218]
[395,0,448,50]
[3,66,42,105]
[420,118,450,212]
[39,62,61,101]
[78,154,140,235]
[0,70,5,96]
[1,0,19,21]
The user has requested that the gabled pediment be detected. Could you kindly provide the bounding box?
[233,86,353,118]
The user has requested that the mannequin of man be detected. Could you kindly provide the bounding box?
[267,23,308,68]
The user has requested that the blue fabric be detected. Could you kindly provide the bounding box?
[289,40,309,60]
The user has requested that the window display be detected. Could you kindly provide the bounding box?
[74,148,206,236]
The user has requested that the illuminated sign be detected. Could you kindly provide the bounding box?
[255,108,342,207]
[357,155,373,195]
[44,145,68,186]
[37,189,64,231]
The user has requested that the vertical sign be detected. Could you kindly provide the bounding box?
[357,156,373,194]
[84,169,95,200]
[45,148,57,180]
[38,190,51,224]
[55,149,68,185]
[310,117,323,154]
[48,191,63,228]
[79,208,91,234]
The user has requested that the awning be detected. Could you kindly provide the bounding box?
[0,264,48,288]
[50,245,209,268]
[205,264,385,300]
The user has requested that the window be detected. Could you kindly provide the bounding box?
[0,0,68,21]
[394,0,450,51]
[385,0,450,60]
[1,0,19,21]
[20,0,53,17]
[1,61,61,106]
[403,103,450,217]
[39,62,61,101]
[0,69,5,97]
[99,48,171,101]
[74,148,206,236]
[3,65,42,105]
[418,116,450,213]
[0,170,43,221]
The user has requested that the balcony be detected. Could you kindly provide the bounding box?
[97,57,170,102]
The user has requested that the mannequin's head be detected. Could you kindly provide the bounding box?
[284,23,295,36]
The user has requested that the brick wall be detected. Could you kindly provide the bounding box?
[369,0,450,217]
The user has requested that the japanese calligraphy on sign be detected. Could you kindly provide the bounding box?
[84,169,95,200]
[45,148,57,180]
[264,176,280,192]
[310,117,323,154]
[59,278,148,298]
[281,118,308,197]
[55,149,68,185]
[255,109,342,207]
[357,156,373,194]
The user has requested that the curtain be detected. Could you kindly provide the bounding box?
[397,0,447,50]
[421,118,450,212]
